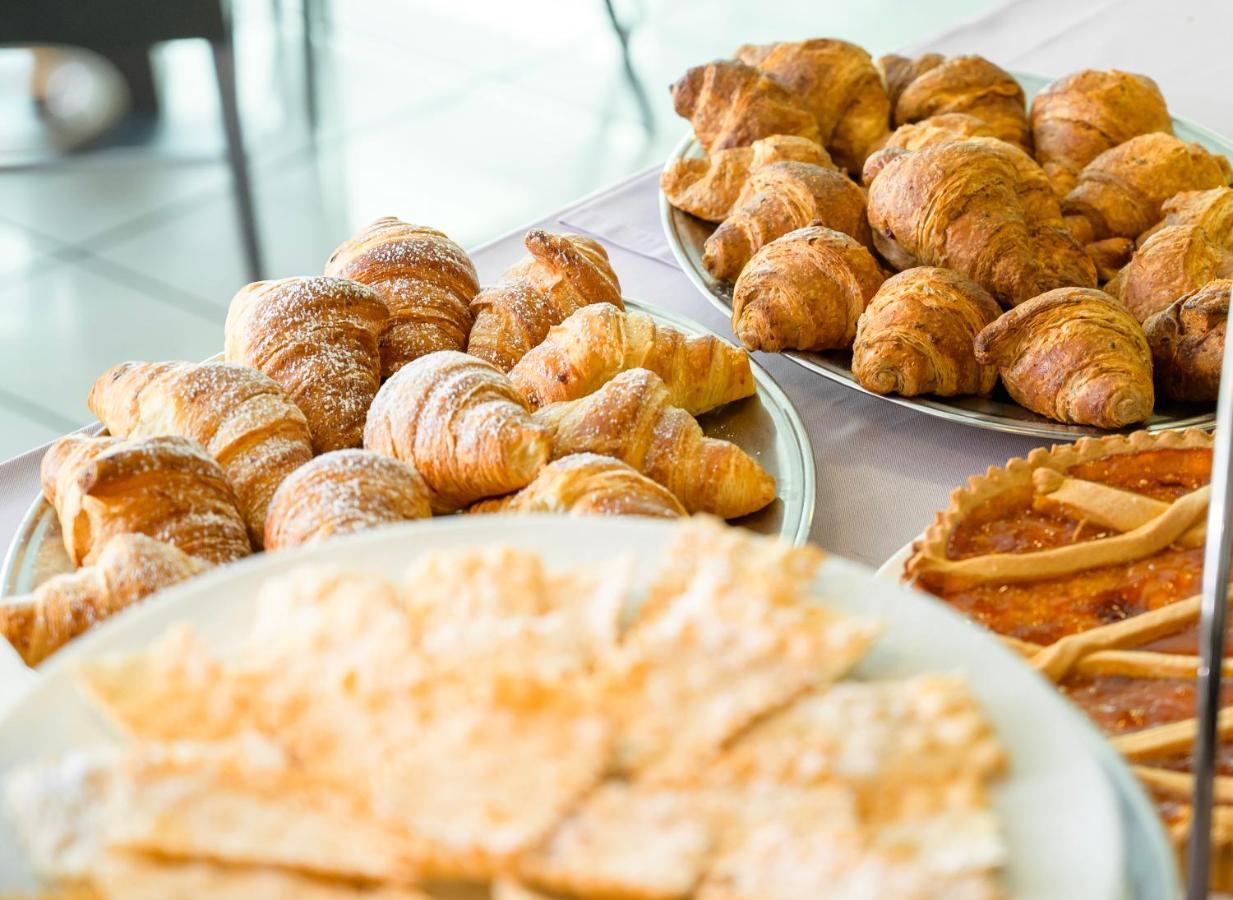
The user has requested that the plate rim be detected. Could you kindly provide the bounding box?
[0,513,1168,897]
[0,298,817,599]
[658,69,1226,441]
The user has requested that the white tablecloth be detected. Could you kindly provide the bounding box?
[1,0,1229,571]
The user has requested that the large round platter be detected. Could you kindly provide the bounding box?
[660,71,1229,440]
[0,298,815,598]
[0,514,1174,897]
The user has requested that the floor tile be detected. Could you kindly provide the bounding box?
[0,219,58,281]
[0,258,222,424]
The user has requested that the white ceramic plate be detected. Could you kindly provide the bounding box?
[0,515,1176,897]
[0,298,817,599]
[660,71,1226,440]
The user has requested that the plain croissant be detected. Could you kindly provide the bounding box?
[1062,132,1231,241]
[1029,69,1172,196]
[533,368,776,518]
[660,134,835,223]
[861,112,997,185]
[730,225,885,352]
[363,350,551,512]
[508,304,754,415]
[703,160,870,281]
[866,137,1096,306]
[324,217,480,377]
[224,275,388,453]
[0,534,206,666]
[1137,186,1233,248]
[41,434,252,566]
[264,449,432,550]
[733,38,890,173]
[468,454,686,519]
[852,267,1001,397]
[468,229,623,372]
[892,55,1030,150]
[1115,224,1233,322]
[670,58,820,153]
[877,52,942,108]
[87,360,313,548]
[974,287,1154,428]
[1143,278,1229,403]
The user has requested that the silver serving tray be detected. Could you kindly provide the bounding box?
[660,71,1230,440]
[0,298,815,598]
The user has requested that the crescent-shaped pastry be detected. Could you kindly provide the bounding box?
[852,267,1001,397]
[973,287,1154,428]
[1116,224,1233,322]
[1143,278,1230,403]
[892,55,1030,150]
[860,112,998,185]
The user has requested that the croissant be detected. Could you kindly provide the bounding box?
[533,369,775,518]
[0,534,206,666]
[670,58,820,153]
[263,449,432,550]
[468,229,623,372]
[730,225,885,352]
[852,267,1001,397]
[733,38,890,173]
[1029,69,1172,196]
[861,113,998,185]
[866,138,1096,305]
[703,161,870,281]
[324,217,480,377]
[877,52,943,108]
[892,55,1030,150]
[508,304,754,415]
[1062,133,1231,241]
[1143,278,1229,403]
[468,454,686,519]
[363,350,551,512]
[1084,237,1135,283]
[1115,224,1233,322]
[41,434,252,566]
[224,276,387,453]
[1137,186,1233,247]
[660,135,834,223]
[974,287,1154,427]
[87,361,313,548]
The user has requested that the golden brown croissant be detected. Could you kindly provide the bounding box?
[670,58,820,153]
[533,369,775,518]
[852,267,1001,397]
[733,38,890,173]
[861,113,998,185]
[468,229,623,372]
[324,217,480,377]
[660,134,834,223]
[974,287,1154,427]
[1116,224,1233,322]
[508,304,754,415]
[730,225,885,352]
[703,161,870,281]
[363,350,551,512]
[1137,186,1233,247]
[41,434,252,566]
[0,534,206,666]
[1143,278,1229,403]
[1062,132,1230,241]
[1084,237,1135,283]
[866,137,1096,306]
[892,55,1030,150]
[1029,69,1172,196]
[877,52,943,109]
[224,276,387,453]
[468,454,687,519]
[263,449,431,550]
[87,361,313,548]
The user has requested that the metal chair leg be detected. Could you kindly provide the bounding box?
[302,0,319,134]
[211,38,265,282]
[601,0,654,133]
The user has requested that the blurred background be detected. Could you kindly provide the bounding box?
[0,0,1004,459]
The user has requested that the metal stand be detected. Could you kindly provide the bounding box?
[1187,281,1233,897]
[212,38,265,283]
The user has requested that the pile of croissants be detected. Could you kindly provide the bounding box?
[2,222,769,666]
[662,39,1233,427]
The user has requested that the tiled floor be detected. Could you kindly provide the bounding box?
[0,0,1002,460]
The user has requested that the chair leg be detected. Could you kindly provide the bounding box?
[211,39,265,283]
[303,0,319,134]
[601,0,654,133]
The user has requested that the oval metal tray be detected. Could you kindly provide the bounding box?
[660,71,1227,441]
[0,298,816,598]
